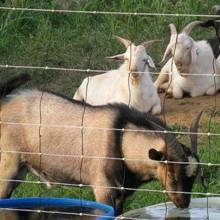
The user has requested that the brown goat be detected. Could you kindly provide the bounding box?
[0,74,202,215]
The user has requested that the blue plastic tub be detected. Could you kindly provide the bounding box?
[0,197,114,220]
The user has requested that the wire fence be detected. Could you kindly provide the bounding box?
[0,4,220,220]
[0,64,220,77]
[0,6,220,18]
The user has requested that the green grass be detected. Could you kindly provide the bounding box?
[0,0,219,96]
[0,0,220,214]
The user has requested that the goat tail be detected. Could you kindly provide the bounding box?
[0,73,31,98]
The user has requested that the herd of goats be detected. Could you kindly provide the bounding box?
[74,7,220,116]
[0,6,219,216]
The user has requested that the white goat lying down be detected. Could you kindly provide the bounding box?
[154,21,220,98]
[73,36,162,114]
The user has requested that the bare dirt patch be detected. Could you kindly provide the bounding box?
[158,93,220,126]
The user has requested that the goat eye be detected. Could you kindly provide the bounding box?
[143,59,149,64]
[173,178,178,185]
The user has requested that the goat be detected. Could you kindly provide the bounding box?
[73,36,161,115]
[154,21,220,98]
[0,75,202,215]
[0,73,30,97]
[200,5,220,74]
[201,5,220,42]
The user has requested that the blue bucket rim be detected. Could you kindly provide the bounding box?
[0,197,114,220]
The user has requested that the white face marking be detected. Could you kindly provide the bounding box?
[186,156,198,177]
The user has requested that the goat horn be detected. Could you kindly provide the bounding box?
[181,21,202,35]
[159,24,177,65]
[159,44,173,65]
[113,35,132,48]
[141,39,162,49]
[190,111,203,155]
[169,23,177,35]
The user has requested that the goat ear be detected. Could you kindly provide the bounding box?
[149,149,165,161]
[160,45,172,65]
[190,44,198,64]
[106,53,125,62]
[147,56,156,69]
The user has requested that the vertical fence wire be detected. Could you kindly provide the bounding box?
[78,12,100,216]
[161,17,180,219]
[206,56,218,219]
[38,91,43,219]
[0,81,6,198]
[38,14,53,217]
[79,76,89,214]
[0,5,220,220]
[78,45,92,218]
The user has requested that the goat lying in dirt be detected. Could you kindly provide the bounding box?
[74,36,161,114]
[155,21,220,98]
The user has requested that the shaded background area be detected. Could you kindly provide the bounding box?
[0,0,220,212]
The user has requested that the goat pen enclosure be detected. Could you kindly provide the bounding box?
[0,0,220,217]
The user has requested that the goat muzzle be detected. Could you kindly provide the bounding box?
[165,190,191,209]
[172,195,190,209]
[131,72,139,78]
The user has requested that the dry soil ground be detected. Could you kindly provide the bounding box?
[159,93,220,127]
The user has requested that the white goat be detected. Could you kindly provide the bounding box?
[74,36,161,114]
[154,21,220,98]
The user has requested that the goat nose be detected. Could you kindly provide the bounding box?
[176,61,182,67]
[131,72,138,79]
[174,197,190,208]
[130,68,138,77]
[176,62,183,72]
[130,68,137,73]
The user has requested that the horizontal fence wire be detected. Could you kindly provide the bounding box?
[0,6,220,18]
[0,4,219,220]
[0,207,115,220]
[0,149,219,167]
[0,64,220,77]
[0,178,219,197]
[0,121,220,137]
